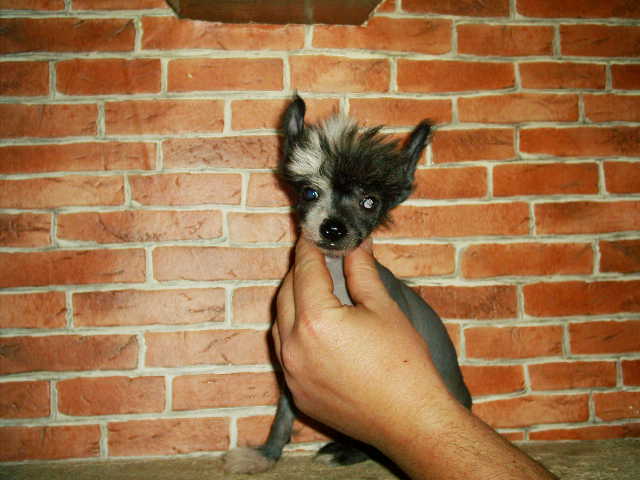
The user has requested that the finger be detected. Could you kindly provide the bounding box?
[344,239,393,309]
[275,267,295,338]
[293,237,341,316]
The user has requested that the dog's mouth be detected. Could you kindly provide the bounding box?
[303,228,364,256]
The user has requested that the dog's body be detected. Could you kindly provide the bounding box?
[224,97,471,474]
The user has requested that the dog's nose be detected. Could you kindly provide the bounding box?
[320,219,347,242]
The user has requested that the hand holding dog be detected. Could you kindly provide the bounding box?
[273,236,557,480]
[272,236,452,447]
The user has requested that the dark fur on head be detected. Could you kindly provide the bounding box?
[280,95,431,254]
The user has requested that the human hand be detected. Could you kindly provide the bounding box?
[271,236,452,449]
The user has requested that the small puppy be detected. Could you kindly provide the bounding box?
[224,96,471,474]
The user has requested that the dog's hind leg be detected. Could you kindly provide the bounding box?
[223,393,295,473]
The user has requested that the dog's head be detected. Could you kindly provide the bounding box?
[280,96,431,255]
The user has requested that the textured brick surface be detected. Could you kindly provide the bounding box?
[2,0,640,462]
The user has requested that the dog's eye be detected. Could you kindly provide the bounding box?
[301,187,319,201]
[361,196,376,210]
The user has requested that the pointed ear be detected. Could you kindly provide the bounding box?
[403,120,432,172]
[391,121,432,207]
[282,95,306,153]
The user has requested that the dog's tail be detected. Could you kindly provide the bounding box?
[223,393,295,474]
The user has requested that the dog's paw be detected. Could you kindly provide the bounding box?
[314,441,369,467]
[223,447,276,474]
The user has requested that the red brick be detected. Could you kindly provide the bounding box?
[247,172,294,207]
[108,418,228,456]
[168,58,283,92]
[462,242,593,278]
[173,372,278,410]
[314,17,451,54]
[1,0,65,9]
[74,288,225,327]
[0,103,97,138]
[0,142,155,174]
[595,391,640,421]
[0,213,50,247]
[374,243,455,277]
[291,55,390,93]
[146,329,270,367]
[0,425,100,461]
[561,25,640,57]
[163,135,280,170]
[431,128,515,163]
[0,334,137,374]
[380,203,530,238]
[601,239,640,273]
[141,16,304,50]
[519,0,640,18]
[458,24,553,56]
[0,292,65,329]
[403,0,509,16]
[466,325,563,359]
[494,162,599,196]
[531,423,640,441]
[412,167,487,199]
[535,201,640,235]
[376,0,395,12]
[130,173,241,206]
[228,212,296,243]
[58,376,164,416]
[0,175,123,209]
[58,210,223,243]
[415,285,518,320]
[0,61,48,96]
[154,246,290,282]
[459,93,578,123]
[623,360,640,385]
[105,100,224,135]
[605,161,640,194]
[349,98,451,127]
[237,415,330,447]
[529,361,617,390]
[585,94,640,122]
[522,127,640,157]
[397,60,514,93]
[0,381,49,419]
[570,320,640,354]
[526,282,640,317]
[232,98,339,130]
[73,0,167,8]
[460,365,525,397]
[612,64,640,89]
[520,62,606,89]
[474,395,589,428]
[232,286,278,324]
[0,17,134,54]
[57,58,160,95]
[0,249,145,288]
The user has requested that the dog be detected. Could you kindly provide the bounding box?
[223,96,471,473]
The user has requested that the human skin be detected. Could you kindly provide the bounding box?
[272,237,557,480]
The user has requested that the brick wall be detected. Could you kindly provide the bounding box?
[1,0,639,463]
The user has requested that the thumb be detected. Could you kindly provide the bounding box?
[344,239,393,309]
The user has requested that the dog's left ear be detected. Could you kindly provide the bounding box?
[391,121,431,206]
[403,120,431,177]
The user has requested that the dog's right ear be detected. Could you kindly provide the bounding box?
[282,95,306,155]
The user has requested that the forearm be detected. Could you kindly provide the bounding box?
[375,398,557,480]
